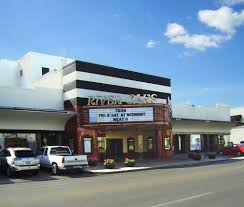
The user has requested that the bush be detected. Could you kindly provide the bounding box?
[88,159,98,167]
[207,152,217,159]
[124,158,136,167]
[188,152,201,160]
[104,159,115,169]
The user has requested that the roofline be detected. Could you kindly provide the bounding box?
[0,106,76,115]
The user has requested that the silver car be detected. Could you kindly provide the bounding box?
[0,147,40,177]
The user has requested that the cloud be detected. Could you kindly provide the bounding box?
[164,23,230,51]
[198,6,244,34]
[220,0,244,6]
[145,40,159,48]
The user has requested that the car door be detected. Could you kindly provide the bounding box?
[0,150,4,171]
[42,148,51,168]
[37,147,45,166]
[0,150,10,171]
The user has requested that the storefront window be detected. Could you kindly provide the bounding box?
[147,137,154,152]
[97,137,105,152]
[164,137,171,150]
[0,133,36,152]
[127,137,135,152]
[190,134,201,151]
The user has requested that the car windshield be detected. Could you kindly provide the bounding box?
[15,150,35,158]
[50,147,71,155]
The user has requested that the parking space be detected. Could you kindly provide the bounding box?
[0,169,95,185]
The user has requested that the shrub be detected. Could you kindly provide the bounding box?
[88,159,98,167]
[124,158,136,167]
[104,159,115,169]
[207,152,217,159]
[188,152,201,160]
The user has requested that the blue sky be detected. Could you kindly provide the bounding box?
[1,0,244,107]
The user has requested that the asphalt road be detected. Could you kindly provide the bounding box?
[1,160,244,207]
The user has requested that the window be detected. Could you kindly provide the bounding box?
[38,148,45,155]
[164,137,171,150]
[147,137,154,152]
[4,150,11,157]
[42,67,49,75]
[44,148,48,156]
[50,147,71,155]
[14,150,35,158]
[127,137,135,152]
[97,137,105,152]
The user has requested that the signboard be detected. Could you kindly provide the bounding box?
[87,94,157,106]
[89,107,154,123]
[84,138,92,153]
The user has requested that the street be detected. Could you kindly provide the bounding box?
[1,160,244,207]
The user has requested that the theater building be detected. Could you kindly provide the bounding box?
[63,61,173,161]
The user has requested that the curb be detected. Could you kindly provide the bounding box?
[86,158,236,175]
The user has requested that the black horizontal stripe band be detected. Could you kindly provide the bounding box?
[63,80,171,100]
[63,61,171,87]
[64,97,168,108]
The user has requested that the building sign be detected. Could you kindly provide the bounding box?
[87,94,157,106]
[89,107,154,123]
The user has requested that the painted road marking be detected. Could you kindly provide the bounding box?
[151,192,213,207]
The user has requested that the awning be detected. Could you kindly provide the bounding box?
[0,106,76,131]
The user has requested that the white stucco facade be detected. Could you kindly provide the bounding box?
[229,107,244,143]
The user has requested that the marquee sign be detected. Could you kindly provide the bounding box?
[89,107,154,123]
[87,94,157,106]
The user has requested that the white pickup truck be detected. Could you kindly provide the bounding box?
[38,146,88,175]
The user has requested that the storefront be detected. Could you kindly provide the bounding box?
[0,107,76,153]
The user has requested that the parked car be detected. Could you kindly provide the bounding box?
[38,146,88,175]
[0,147,40,177]
[222,143,244,156]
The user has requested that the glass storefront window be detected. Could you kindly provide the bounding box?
[190,134,201,151]
[127,137,135,152]
[164,137,171,150]
[97,137,105,152]
[147,137,154,152]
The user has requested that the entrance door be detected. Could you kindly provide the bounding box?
[173,134,187,153]
[106,139,123,161]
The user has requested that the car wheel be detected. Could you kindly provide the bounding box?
[236,151,241,156]
[51,163,59,175]
[6,166,13,177]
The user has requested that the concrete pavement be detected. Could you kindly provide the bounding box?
[1,158,244,207]
[85,155,244,174]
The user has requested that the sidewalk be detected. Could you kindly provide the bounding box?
[85,155,244,174]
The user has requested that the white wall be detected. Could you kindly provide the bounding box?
[173,120,234,134]
[0,59,20,87]
[0,86,64,110]
[0,110,73,131]
[231,107,244,123]
[19,51,73,86]
[172,103,230,122]
[32,70,63,89]
[230,125,244,143]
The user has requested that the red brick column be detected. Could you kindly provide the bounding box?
[156,128,163,159]
[92,129,99,161]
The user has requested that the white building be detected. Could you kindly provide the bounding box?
[0,52,75,151]
[172,103,234,153]
[230,107,244,143]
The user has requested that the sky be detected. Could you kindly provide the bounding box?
[0,0,244,107]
